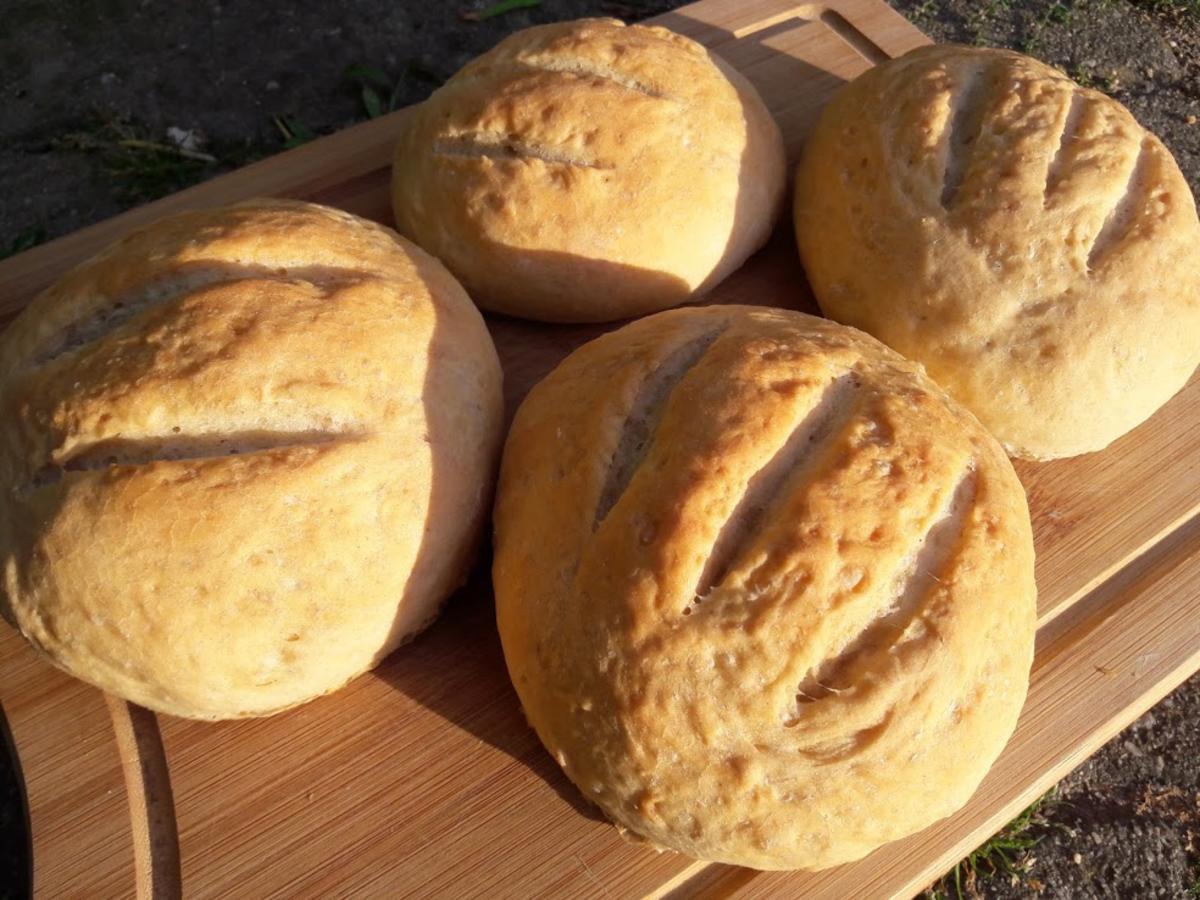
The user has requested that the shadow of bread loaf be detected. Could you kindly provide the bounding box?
[493,305,1036,870]
[795,44,1200,460]
[0,199,504,719]
[392,17,786,324]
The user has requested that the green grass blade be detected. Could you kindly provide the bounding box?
[362,86,384,119]
[464,0,543,21]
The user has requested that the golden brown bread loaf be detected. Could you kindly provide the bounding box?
[794,44,1200,460]
[0,199,504,719]
[493,305,1036,869]
[392,18,786,323]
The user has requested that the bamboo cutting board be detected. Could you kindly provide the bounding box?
[2,1,1199,897]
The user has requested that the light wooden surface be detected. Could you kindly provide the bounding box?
[0,628,139,898]
[1,0,1197,897]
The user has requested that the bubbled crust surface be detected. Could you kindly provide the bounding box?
[0,199,504,719]
[794,44,1200,460]
[392,18,786,323]
[494,306,1036,870]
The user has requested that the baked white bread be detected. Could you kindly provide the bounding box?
[494,305,1036,870]
[392,18,786,323]
[0,199,504,719]
[794,44,1200,460]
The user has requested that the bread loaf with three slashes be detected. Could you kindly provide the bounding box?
[493,305,1036,869]
[0,199,504,719]
[795,45,1200,460]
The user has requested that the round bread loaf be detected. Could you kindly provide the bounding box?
[392,18,786,323]
[494,305,1036,870]
[794,45,1200,460]
[0,199,504,719]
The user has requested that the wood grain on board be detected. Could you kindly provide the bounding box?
[0,629,138,898]
[0,0,1197,897]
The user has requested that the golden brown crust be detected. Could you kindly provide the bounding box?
[493,305,1036,870]
[392,18,786,323]
[0,199,505,719]
[794,44,1200,460]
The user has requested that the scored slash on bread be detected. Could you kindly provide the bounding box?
[693,370,861,599]
[23,430,362,495]
[789,467,976,712]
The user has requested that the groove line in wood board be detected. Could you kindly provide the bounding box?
[1035,493,1200,630]
[1020,372,1200,625]
[675,511,1200,899]
[731,6,823,40]
[825,0,931,56]
[1037,506,1200,651]
[654,0,820,44]
[657,0,924,56]
[819,9,889,62]
[106,697,181,900]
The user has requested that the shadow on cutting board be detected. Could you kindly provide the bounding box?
[372,556,609,825]
[0,706,31,900]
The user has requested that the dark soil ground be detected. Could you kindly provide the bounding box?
[1,1,1198,898]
